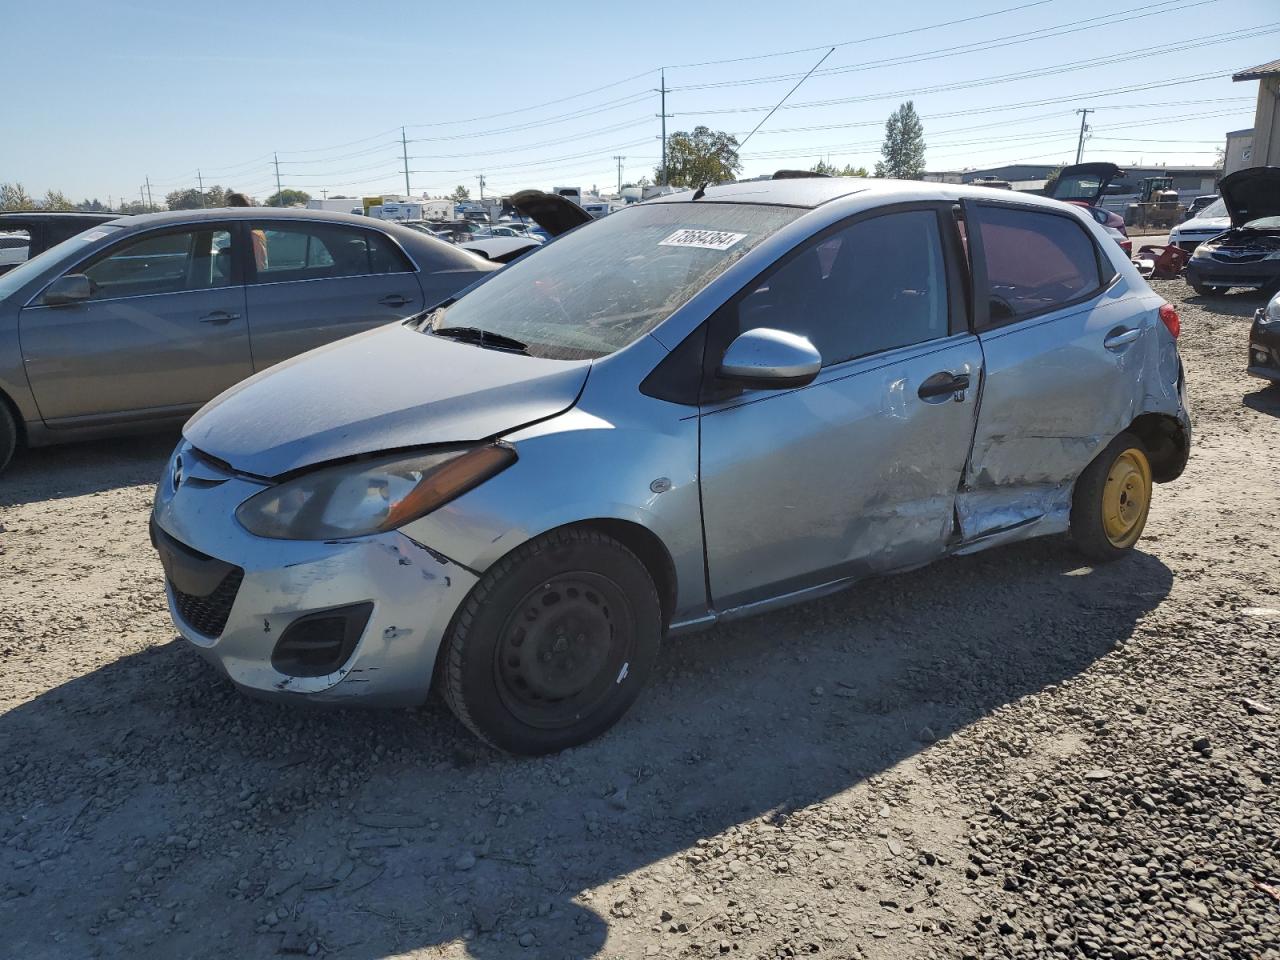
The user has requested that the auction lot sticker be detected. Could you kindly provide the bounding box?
[659,229,746,251]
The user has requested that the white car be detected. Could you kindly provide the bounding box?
[1169,197,1230,254]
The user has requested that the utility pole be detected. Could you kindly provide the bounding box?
[1074,108,1094,164]
[321,189,328,200]
[402,126,412,199]
[139,186,146,210]
[144,176,154,211]
[656,68,672,186]
[273,153,283,205]
[613,155,625,195]
[476,173,486,200]
[196,169,205,207]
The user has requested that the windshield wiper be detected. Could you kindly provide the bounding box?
[430,325,529,354]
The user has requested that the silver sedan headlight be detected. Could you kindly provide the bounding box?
[1263,296,1280,324]
[236,444,516,540]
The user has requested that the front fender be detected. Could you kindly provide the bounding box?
[397,405,706,620]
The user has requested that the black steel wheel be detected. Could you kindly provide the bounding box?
[439,527,662,755]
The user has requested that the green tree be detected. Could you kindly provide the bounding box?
[41,190,75,211]
[658,126,742,187]
[0,182,36,211]
[450,185,471,202]
[117,200,151,215]
[810,159,869,177]
[166,185,228,209]
[874,101,926,180]
[264,189,311,207]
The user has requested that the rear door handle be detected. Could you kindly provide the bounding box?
[918,371,971,402]
[198,310,240,324]
[378,294,412,308]
[1103,327,1141,350]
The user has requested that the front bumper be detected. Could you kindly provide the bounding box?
[1248,312,1280,383]
[1186,257,1280,291]
[151,445,477,706]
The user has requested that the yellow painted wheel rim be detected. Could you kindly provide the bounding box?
[1101,447,1152,548]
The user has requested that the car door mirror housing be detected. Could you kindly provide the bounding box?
[717,327,822,390]
[44,274,92,306]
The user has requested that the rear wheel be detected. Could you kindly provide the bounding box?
[1070,432,1153,562]
[440,528,661,755]
[0,402,16,475]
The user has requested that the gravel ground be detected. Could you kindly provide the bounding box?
[1,280,1276,960]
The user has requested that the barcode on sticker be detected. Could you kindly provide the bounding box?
[659,229,746,251]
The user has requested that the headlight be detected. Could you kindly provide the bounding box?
[1191,242,1216,258]
[235,444,516,540]
[1264,297,1280,324]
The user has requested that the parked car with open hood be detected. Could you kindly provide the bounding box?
[1186,167,1280,296]
[0,208,499,473]
[152,177,1190,755]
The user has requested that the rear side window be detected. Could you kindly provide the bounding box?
[737,209,950,366]
[249,223,413,282]
[974,205,1102,324]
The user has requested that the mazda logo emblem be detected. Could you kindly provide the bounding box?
[172,454,184,489]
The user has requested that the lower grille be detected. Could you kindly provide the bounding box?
[1176,240,1201,253]
[171,568,244,639]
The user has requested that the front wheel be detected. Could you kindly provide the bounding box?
[439,528,662,755]
[1070,432,1153,562]
[0,402,16,475]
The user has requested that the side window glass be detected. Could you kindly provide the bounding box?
[738,209,949,367]
[79,229,232,300]
[975,206,1101,323]
[252,224,369,282]
[366,230,413,274]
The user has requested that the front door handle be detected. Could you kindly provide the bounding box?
[198,310,241,324]
[918,371,971,402]
[1103,327,1141,350]
[378,294,411,308]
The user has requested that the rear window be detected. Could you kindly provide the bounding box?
[431,202,802,360]
[975,205,1102,325]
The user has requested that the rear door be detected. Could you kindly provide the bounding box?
[957,200,1136,540]
[699,205,982,609]
[19,224,252,425]
[243,220,425,370]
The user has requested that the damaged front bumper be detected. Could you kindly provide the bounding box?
[151,443,477,706]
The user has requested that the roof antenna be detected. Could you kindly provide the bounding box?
[692,46,835,201]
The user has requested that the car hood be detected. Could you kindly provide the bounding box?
[184,321,590,478]
[1219,166,1280,227]
[1046,162,1123,206]
[1176,215,1231,234]
[509,189,594,237]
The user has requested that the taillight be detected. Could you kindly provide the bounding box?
[1159,303,1180,338]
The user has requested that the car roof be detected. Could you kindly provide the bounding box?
[109,206,389,228]
[0,211,123,223]
[643,176,1083,211]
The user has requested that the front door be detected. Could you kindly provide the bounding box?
[699,206,982,609]
[20,225,252,425]
[243,220,425,370]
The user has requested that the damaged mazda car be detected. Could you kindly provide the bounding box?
[1186,166,1280,296]
[152,177,1191,754]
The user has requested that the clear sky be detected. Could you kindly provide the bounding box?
[3,0,1275,205]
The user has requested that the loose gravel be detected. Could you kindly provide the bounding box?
[1,280,1276,960]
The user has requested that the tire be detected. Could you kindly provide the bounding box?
[1070,432,1153,562]
[440,527,662,755]
[0,402,16,476]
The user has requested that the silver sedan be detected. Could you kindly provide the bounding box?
[152,177,1191,754]
[0,208,497,472]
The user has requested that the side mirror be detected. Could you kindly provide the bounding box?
[43,274,92,306]
[717,327,822,390]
